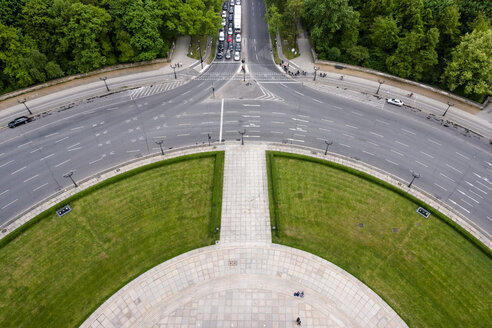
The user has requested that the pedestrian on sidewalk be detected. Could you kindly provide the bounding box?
[296,317,301,325]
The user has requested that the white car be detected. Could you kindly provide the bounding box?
[228,27,233,35]
[221,10,226,18]
[235,34,241,43]
[387,98,403,107]
[236,0,241,4]
[218,31,225,42]
[221,18,226,26]
[234,51,240,61]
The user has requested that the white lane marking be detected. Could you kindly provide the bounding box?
[23,174,39,183]
[54,159,71,168]
[178,123,191,126]
[226,111,238,114]
[89,155,106,164]
[68,147,83,152]
[272,112,285,115]
[55,136,69,144]
[415,160,428,167]
[440,172,455,182]
[449,199,470,213]
[363,150,374,156]
[475,180,491,191]
[486,216,492,223]
[390,149,404,156]
[271,131,283,134]
[153,136,166,139]
[385,159,399,166]
[370,131,384,138]
[11,166,26,175]
[126,150,140,153]
[345,124,358,129]
[420,151,434,158]
[457,190,479,203]
[472,184,487,195]
[333,106,343,110]
[395,141,409,147]
[446,164,463,174]
[340,143,351,148]
[18,141,32,148]
[182,90,190,95]
[45,132,59,138]
[272,121,285,124]
[312,98,323,103]
[351,111,363,116]
[243,104,260,107]
[0,153,4,157]
[427,138,442,146]
[67,142,80,149]
[366,141,379,147]
[319,128,331,132]
[242,115,260,118]
[342,133,354,138]
[0,160,15,168]
[402,128,416,135]
[292,117,309,123]
[177,134,190,136]
[434,183,447,191]
[0,189,9,197]
[1,199,18,210]
[71,126,84,131]
[285,138,304,143]
[321,119,333,123]
[468,189,483,199]
[33,182,49,191]
[297,114,310,118]
[40,153,55,161]
[460,198,474,208]
[376,119,389,125]
[294,91,304,96]
[201,121,214,124]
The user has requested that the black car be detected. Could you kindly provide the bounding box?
[8,116,30,128]
[222,3,227,10]
[228,14,233,21]
[216,51,224,59]
[227,42,233,51]
[229,6,234,13]
[218,42,224,51]
[228,22,233,29]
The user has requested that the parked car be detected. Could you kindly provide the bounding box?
[236,0,241,4]
[228,14,233,21]
[221,18,226,26]
[228,27,233,35]
[234,51,240,61]
[386,98,404,106]
[218,31,225,42]
[225,50,232,60]
[218,42,224,51]
[221,10,227,18]
[229,0,234,6]
[229,6,234,13]
[235,34,241,43]
[216,51,223,59]
[227,42,233,50]
[228,22,233,29]
[235,42,241,52]
[227,34,233,43]
[8,116,30,128]
[222,3,227,10]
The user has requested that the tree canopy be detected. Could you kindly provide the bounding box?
[0,0,222,94]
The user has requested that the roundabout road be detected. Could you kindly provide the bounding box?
[0,0,491,239]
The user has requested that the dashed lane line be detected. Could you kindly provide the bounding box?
[40,153,55,161]
[427,138,442,146]
[370,131,384,138]
[0,160,15,168]
[23,174,39,183]
[17,141,32,148]
[366,141,379,147]
[449,199,470,213]
[363,150,375,156]
[54,159,71,168]
[420,151,434,158]
[457,190,479,204]
[55,136,69,144]
[390,149,404,156]
[0,189,9,197]
[402,128,416,135]
[395,140,409,147]
[345,124,358,129]
[1,199,18,210]
[446,163,463,174]
[440,172,455,182]
[33,182,49,192]
[415,160,428,168]
[385,159,399,166]
[434,183,447,191]
[376,119,389,125]
[10,166,26,175]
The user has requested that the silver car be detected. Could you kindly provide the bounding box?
[386,98,404,106]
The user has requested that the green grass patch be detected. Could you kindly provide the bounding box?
[267,151,492,327]
[188,35,208,61]
[0,152,224,327]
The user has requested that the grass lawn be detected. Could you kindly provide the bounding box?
[267,152,492,327]
[0,153,223,327]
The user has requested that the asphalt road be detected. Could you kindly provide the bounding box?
[1,0,491,239]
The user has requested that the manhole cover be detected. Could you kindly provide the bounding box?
[358,223,364,228]
[392,228,398,232]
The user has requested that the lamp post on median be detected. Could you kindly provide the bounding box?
[376,80,385,95]
[63,171,78,188]
[313,66,319,81]
[17,98,32,115]
[208,133,211,146]
[198,39,203,69]
[324,140,333,155]
[171,64,177,79]
[442,101,454,117]
[155,140,164,155]
[239,129,246,145]
[100,77,110,92]
[408,170,420,188]
[242,59,245,82]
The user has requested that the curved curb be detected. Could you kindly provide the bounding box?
[80,244,407,328]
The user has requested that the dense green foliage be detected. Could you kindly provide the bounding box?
[0,0,221,94]
[265,0,492,102]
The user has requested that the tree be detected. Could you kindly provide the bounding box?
[285,0,304,24]
[20,49,64,84]
[0,0,27,26]
[265,5,282,36]
[442,29,492,101]
[370,15,400,52]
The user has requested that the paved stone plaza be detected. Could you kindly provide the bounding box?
[80,144,407,328]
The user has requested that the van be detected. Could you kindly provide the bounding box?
[218,31,225,42]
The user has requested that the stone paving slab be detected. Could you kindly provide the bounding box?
[220,143,271,245]
[81,244,406,328]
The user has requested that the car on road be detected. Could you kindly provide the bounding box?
[234,51,240,61]
[229,6,234,13]
[386,98,404,107]
[221,10,226,18]
[229,0,234,6]
[227,42,233,51]
[228,27,233,35]
[222,3,227,10]
[221,18,226,26]
[218,31,225,41]
[228,14,233,21]
[228,22,233,29]
[8,116,30,128]
[236,0,240,4]
[235,42,241,52]
[216,51,223,59]
[218,42,224,51]
[235,34,241,43]
[227,34,233,43]
[225,50,232,60]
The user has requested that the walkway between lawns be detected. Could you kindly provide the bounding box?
[81,143,406,328]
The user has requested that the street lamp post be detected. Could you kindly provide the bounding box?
[239,129,246,145]
[324,140,333,155]
[242,59,245,82]
[171,64,177,79]
[208,133,211,146]
[408,170,420,188]
[63,171,78,188]
[198,40,203,69]
[100,77,110,92]
[17,98,32,115]
[155,140,164,155]
[313,66,319,81]
[442,102,454,117]
[376,80,385,95]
